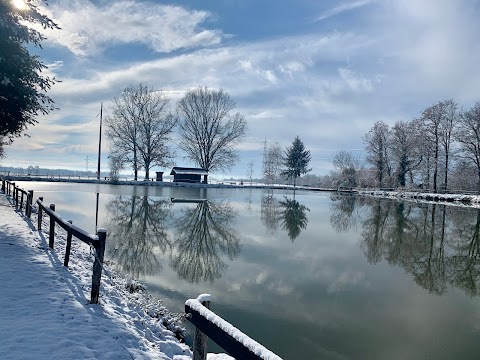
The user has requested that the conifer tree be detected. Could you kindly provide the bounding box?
[281,136,311,187]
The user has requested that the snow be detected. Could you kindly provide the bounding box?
[196,294,212,303]
[185,298,282,360]
[0,192,195,359]
[358,189,480,208]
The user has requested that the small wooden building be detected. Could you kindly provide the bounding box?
[170,167,208,183]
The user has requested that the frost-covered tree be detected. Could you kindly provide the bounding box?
[177,87,247,183]
[263,142,283,184]
[456,102,480,191]
[364,121,391,188]
[390,120,422,187]
[245,161,254,185]
[281,136,311,187]
[0,0,59,140]
[332,150,358,189]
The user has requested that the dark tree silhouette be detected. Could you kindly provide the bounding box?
[281,136,311,187]
[278,196,310,241]
[170,200,240,283]
[105,195,173,278]
[177,87,247,182]
[0,0,59,140]
[353,198,479,296]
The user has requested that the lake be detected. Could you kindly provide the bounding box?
[15,181,480,359]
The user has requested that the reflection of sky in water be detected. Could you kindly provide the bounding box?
[15,182,480,359]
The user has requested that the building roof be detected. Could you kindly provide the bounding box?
[170,167,208,175]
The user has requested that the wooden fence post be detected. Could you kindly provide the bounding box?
[37,197,43,230]
[1,180,4,192]
[49,204,55,249]
[193,298,211,360]
[20,191,24,210]
[12,183,15,203]
[14,185,18,208]
[90,229,107,304]
[64,220,73,267]
[26,190,33,218]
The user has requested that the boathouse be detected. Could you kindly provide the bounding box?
[170,167,208,183]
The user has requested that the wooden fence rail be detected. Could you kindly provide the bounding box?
[185,295,282,360]
[1,178,107,304]
[2,179,33,217]
[36,199,107,304]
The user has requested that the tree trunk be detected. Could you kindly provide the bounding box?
[433,138,439,193]
[145,168,149,180]
[444,152,449,193]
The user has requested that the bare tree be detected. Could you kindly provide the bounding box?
[390,120,422,187]
[105,84,177,180]
[421,101,448,192]
[364,121,391,188]
[246,161,254,185]
[263,142,283,184]
[332,150,358,189]
[439,99,458,192]
[177,87,247,183]
[108,153,124,182]
[456,102,480,191]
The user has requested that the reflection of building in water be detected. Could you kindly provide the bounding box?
[331,197,480,296]
[170,199,240,284]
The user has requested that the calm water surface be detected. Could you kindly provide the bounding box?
[16,181,480,359]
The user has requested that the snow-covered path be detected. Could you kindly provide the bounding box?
[0,193,192,360]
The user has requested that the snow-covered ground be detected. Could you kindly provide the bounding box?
[0,192,233,360]
[357,189,480,208]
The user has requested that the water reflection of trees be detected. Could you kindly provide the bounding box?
[329,195,361,233]
[170,200,240,284]
[331,197,480,296]
[106,195,173,278]
[261,192,310,241]
[279,197,310,241]
[261,192,282,233]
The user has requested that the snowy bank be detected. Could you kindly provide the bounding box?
[0,192,234,359]
[357,189,480,208]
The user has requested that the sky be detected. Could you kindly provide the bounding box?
[3,0,480,179]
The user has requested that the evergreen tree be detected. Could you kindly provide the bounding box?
[0,0,59,141]
[281,136,311,187]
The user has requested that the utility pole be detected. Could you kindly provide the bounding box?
[97,102,103,180]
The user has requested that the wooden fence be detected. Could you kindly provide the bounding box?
[1,179,107,304]
[185,295,282,360]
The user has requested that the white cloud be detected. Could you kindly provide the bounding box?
[338,68,379,93]
[37,0,224,56]
[314,0,375,21]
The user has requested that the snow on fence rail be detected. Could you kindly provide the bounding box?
[1,178,107,304]
[185,294,282,360]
